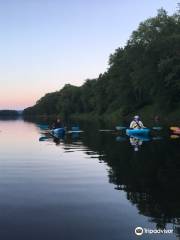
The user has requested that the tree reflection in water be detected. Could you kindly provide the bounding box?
[81,128,180,235]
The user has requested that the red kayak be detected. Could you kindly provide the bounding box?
[170,127,180,134]
[173,130,180,134]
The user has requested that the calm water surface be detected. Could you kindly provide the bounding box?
[0,120,180,240]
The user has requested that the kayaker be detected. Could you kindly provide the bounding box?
[52,118,63,129]
[130,115,145,129]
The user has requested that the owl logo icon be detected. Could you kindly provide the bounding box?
[135,227,144,236]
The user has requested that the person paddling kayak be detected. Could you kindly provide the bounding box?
[130,115,145,129]
[52,118,64,129]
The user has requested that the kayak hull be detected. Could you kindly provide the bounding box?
[170,127,180,135]
[52,128,65,137]
[71,126,80,131]
[126,128,150,136]
[172,130,180,135]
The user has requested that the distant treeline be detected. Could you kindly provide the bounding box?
[0,110,20,117]
[24,8,180,121]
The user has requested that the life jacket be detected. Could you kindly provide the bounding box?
[131,120,141,129]
[134,120,141,129]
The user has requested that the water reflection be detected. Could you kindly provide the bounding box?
[0,119,180,239]
[129,136,144,151]
[39,122,180,232]
[39,123,180,233]
[81,128,180,237]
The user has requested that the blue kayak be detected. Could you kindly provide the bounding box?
[126,128,150,136]
[71,126,80,131]
[52,128,65,137]
[37,124,49,130]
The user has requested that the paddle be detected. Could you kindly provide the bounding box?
[115,126,127,130]
[40,130,52,136]
[99,126,127,132]
[39,136,50,141]
[99,129,115,132]
[67,130,84,133]
[152,126,163,130]
[152,136,163,140]
[115,126,163,131]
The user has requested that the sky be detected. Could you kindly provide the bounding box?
[0,0,178,110]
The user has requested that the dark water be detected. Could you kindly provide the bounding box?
[0,119,179,240]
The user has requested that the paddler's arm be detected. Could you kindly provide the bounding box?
[130,121,135,129]
[139,121,146,128]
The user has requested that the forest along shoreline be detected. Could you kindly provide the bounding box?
[22,8,180,124]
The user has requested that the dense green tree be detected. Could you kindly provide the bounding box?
[23,7,180,120]
[0,110,20,117]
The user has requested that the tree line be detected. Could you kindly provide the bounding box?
[23,8,180,121]
[0,110,20,117]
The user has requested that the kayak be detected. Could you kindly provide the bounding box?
[170,127,180,134]
[126,128,150,136]
[51,128,83,137]
[172,130,180,134]
[71,126,80,131]
[37,124,49,130]
[51,128,65,137]
[170,127,180,135]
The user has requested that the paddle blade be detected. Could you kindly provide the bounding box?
[152,127,163,130]
[115,126,126,131]
[39,136,49,141]
[152,136,163,141]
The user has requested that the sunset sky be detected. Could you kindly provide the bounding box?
[0,0,177,110]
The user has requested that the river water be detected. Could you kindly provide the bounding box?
[0,119,179,240]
